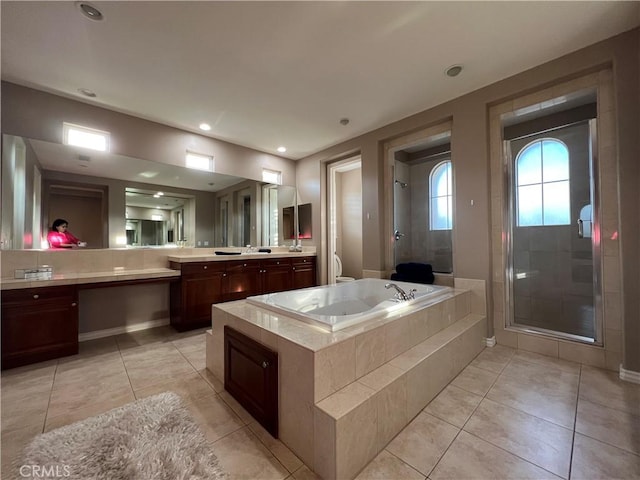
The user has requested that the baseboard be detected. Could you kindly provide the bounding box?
[619,365,640,384]
[78,318,170,342]
[485,336,496,347]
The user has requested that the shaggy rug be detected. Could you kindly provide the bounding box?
[18,392,226,480]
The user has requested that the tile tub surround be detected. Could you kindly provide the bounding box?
[206,279,487,479]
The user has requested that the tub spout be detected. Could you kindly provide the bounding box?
[385,283,415,301]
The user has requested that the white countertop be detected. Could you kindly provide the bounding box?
[1,268,180,290]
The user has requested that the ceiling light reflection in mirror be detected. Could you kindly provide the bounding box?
[30,139,243,193]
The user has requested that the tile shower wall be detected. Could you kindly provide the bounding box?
[393,155,453,273]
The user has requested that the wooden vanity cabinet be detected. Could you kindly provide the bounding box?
[292,256,317,289]
[1,286,79,369]
[258,258,293,294]
[170,261,227,331]
[225,260,261,302]
[170,256,317,331]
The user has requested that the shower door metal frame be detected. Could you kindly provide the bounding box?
[503,119,603,345]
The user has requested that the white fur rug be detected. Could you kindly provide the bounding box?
[18,392,226,480]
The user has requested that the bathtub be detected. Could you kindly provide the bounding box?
[246,278,452,331]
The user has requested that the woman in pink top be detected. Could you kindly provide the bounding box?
[47,219,86,249]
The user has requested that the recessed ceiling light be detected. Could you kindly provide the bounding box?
[277,146,287,153]
[78,88,97,98]
[445,65,463,77]
[156,192,164,196]
[199,123,211,131]
[77,2,103,21]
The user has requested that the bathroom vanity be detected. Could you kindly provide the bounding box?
[1,285,79,369]
[168,253,316,330]
[0,268,180,369]
[0,248,316,369]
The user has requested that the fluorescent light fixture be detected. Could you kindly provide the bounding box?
[156,192,164,196]
[199,123,211,131]
[151,214,163,221]
[185,151,214,172]
[262,168,282,185]
[63,122,110,152]
[277,146,287,153]
[153,194,160,198]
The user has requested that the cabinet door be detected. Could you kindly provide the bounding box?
[182,272,226,328]
[260,258,292,294]
[292,257,317,289]
[224,326,278,437]
[1,287,79,369]
[225,260,261,301]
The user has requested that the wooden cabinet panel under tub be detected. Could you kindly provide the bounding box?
[1,286,79,369]
[224,325,278,437]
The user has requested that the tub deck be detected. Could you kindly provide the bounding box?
[206,277,487,480]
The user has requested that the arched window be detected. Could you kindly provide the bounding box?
[429,160,452,230]
[516,139,570,226]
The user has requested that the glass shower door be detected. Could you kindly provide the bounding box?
[507,120,600,342]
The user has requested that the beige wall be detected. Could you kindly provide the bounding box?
[297,28,639,372]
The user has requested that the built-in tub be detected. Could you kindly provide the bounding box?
[246,278,452,331]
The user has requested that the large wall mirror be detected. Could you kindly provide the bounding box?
[1,134,298,250]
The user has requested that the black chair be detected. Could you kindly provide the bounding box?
[390,262,435,285]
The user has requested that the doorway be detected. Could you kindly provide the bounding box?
[506,120,601,342]
[392,139,453,273]
[45,183,106,248]
[327,157,362,284]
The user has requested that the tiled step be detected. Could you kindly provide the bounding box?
[313,313,486,480]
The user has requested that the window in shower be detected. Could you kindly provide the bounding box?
[429,160,453,230]
[516,139,570,227]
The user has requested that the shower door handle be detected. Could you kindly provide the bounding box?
[577,219,584,238]
[394,230,404,241]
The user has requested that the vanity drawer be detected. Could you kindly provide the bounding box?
[225,259,260,272]
[291,256,315,267]
[180,262,226,276]
[260,258,292,268]
[1,286,77,305]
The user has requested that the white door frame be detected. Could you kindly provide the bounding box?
[327,156,361,284]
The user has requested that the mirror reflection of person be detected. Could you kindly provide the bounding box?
[47,218,87,249]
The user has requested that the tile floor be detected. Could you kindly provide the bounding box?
[2,326,639,479]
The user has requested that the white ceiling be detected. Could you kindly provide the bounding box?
[2,1,639,160]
